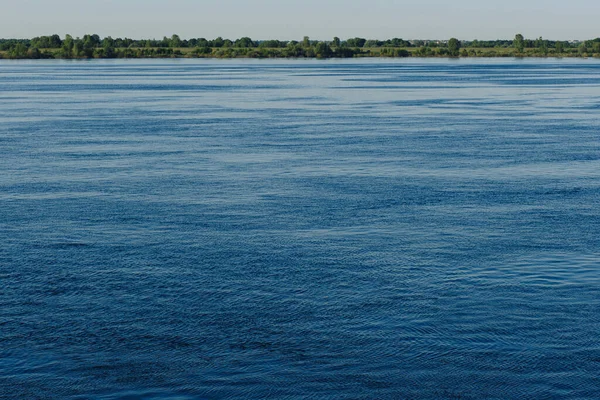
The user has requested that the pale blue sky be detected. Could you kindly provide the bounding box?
[2,0,599,40]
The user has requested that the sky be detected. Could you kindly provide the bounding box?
[2,0,599,40]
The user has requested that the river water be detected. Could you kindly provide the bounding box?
[1,59,599,399]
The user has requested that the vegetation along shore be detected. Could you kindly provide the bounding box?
[2,34,600,59]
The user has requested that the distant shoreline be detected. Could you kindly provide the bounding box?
[1,54,596,60]
[2,34,599,60]
[1,52,596,60]
[1,48,597,60]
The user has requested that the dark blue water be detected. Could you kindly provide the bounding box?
[1,59,600,399]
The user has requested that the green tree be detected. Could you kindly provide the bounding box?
[82,34,100,48]
[104,45,116,58]
[102,36,115,48]
[50,34,62,48]
[83,35,96,57]
[28,47,41,59]
[170,34,182,48]
[314,41,332,58]
[212,37,224,47]
[555,41,564,54]
[514,33,524,54]
[364,39,382,48]
[10,42,28,58]
[332,37,340,47]
[303,36,310,47]
[72,40,83,57]
[534,36,548,55]
[31,36,50,48]
[416,46,433,56]
[346,37,366,47]
[62,34,74,57]
[259,40,284,48]
[392,38,410,47]
[235,37,255,48]
[448,38,461,56]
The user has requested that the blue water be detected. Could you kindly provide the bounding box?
[1,59,600,399]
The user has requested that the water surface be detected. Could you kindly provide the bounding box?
[1,59,600,399]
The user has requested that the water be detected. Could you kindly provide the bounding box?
[1,58,599,399]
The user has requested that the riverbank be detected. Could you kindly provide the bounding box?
[1,46,597,60]
[4,34,599,59]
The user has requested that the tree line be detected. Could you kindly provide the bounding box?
[1,34,599,59]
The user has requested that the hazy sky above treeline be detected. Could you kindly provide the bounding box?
[3,0,599,40]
